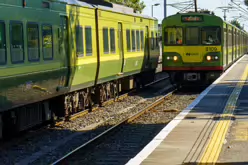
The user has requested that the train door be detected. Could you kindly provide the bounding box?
[60,15,70,86]
[145,26,150,67]
[118,22,124,73]
[226,26,228,66]
[224,27,228,67]
[232,28,234,62]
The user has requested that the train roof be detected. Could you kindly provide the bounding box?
[163,12,247,34]
[54,0,157,20]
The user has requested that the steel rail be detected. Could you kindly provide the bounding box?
[51,87,176,165]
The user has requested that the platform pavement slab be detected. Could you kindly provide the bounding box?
[217,83,248,165]
[127,55,248,165]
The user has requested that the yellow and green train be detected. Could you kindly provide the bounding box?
[162,12,248,85]
[0,0,160,138]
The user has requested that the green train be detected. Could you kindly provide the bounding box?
[0,0,160,138]
[162,12,248,85]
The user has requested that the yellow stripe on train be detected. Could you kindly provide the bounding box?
[163,46,222,62]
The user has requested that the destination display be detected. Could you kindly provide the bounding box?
[181,15,203,22]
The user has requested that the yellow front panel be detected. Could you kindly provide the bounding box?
[164,46,222,63]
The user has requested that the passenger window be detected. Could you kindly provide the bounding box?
[136,30,140,51]
[132,30,136,51]
[126,29,131,52]
[42,25,53,60]
[0,22,6,65]
[186,27,199,45]
[76,25,84,57]
[27,23,39,61]
[85,26,92,56]
[103,27,109,54]
[140,30,144,51]
[110,28,115,53]
[164,27,183,45]
[201,26,221,45]
[151,31,154,50]
[10,22,24,63]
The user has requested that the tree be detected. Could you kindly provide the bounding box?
[186,9,215,15]
[245,0,248,6]
[105,0,146,13]
[230,19,243,30]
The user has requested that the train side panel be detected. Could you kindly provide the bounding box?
[96,9,123,84]
[0,2,68,112]
[67,5,98,92]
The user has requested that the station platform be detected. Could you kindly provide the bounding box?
[126,55,248,165]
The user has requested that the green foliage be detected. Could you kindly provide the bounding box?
[245,0,248,6]
[187,9,215,15]
[105,0,146,13]
[230,20,243,30]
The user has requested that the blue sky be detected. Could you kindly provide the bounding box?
[141,0,248,31]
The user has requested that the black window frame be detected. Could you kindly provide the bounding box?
[136,30,140,51]
[42,24,53,60]
[131,29,136,51]
[110,28,116,54]
[76,25,84,57]
[164,26,184,46]
[185,26,200,45]
[0,21,6,65]
[10,21,25,64]
[103,27,109,54]
[201,26,221,46]
[126,29,131,52]
[27,22,40,62]
[140,30,144,51]
[85,26,92,56]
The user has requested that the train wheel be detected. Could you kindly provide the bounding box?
[100,84,107,104]
[111,81,118,101]
[64,95,73,121]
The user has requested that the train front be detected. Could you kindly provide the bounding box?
[162,13,223,86]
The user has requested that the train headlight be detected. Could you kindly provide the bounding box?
[215,56,218,60]
[173,56,178,61]
[206,55,211,61]
[167,56,170,60]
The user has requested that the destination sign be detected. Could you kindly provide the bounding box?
[181,15,203,22]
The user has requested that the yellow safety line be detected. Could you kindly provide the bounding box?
[198,64,248,165]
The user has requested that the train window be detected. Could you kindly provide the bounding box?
[126,29,131,52]
[132,30,136,51]
[85,26,92,56]
[140,30,144,50]
[201,26,221,45]
[27,23,39,61]
[136,30,140,51]
[151,31,154,50]
[164,27,183,45]
[186,27,199,45]
[228,30,232,47]
[76,25,84,57]
[42,25,53,60]
[103,27,109,54]
[110,28,115,53]
[0,22,6,65]
[10,22,24,63]
[156,33,159,48]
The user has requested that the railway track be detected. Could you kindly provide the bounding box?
[0,72,172,165]
[51,87,202,165]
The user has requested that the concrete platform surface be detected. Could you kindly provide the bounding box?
[126,55,248,165]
